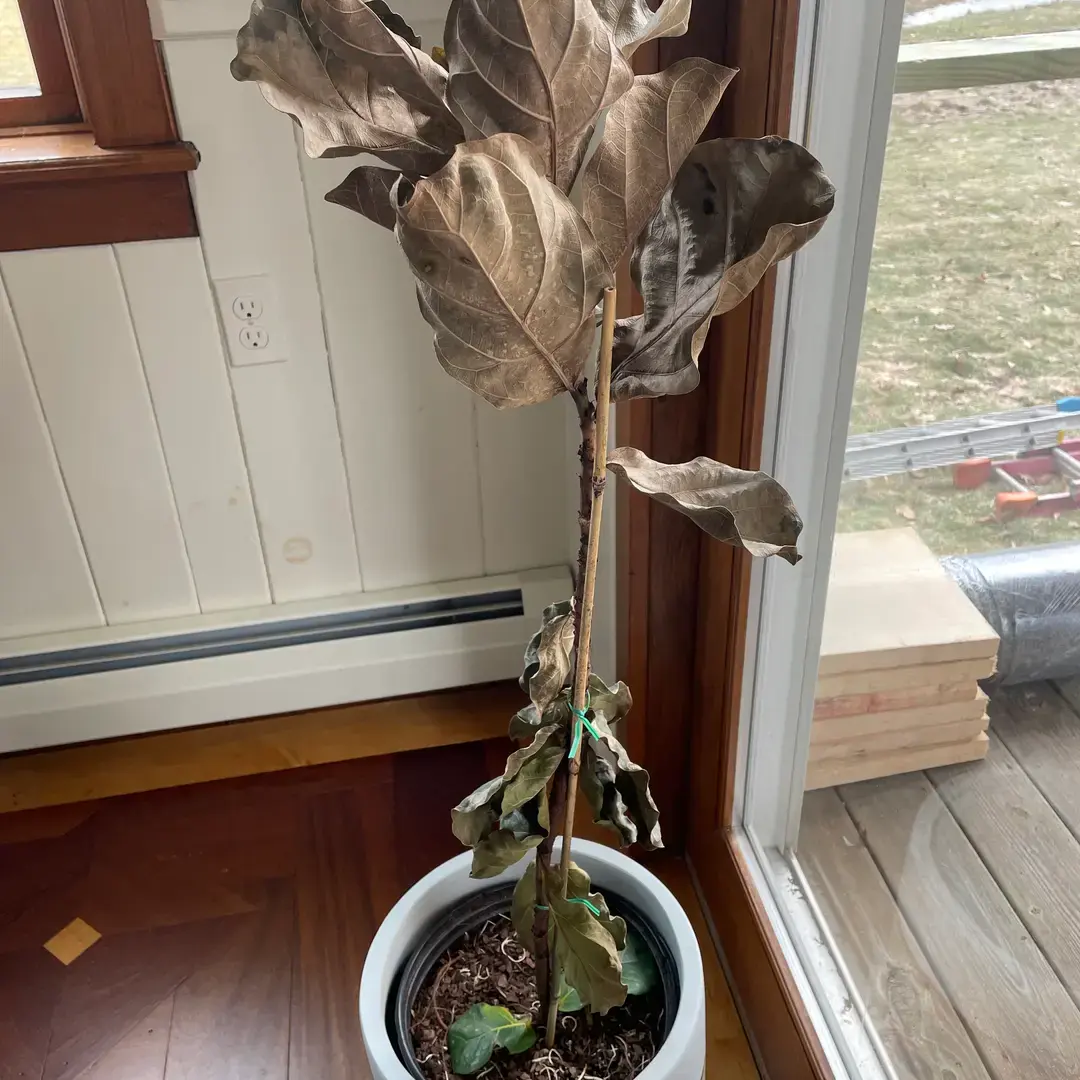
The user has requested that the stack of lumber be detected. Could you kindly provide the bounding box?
[806,528,1000,790]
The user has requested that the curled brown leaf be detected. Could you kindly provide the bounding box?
[608,446,803,563]
[394,134,614,407]
[610,136,835,401]
[592,0,692,58]
[324,164,400,228]
[232,0,458,172]
[445,0,633,190]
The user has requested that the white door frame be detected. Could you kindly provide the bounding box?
[738,0,909,855]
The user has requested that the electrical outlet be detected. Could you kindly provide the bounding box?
[214,274,288,367]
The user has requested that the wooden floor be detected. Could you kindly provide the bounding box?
[0,737,758,1080]
[800,677,1080,1080]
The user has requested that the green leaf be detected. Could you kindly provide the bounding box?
[545,864,627,1014]
[502,743,565,815]
[471,828,543,879]
[620,930,660,996]
[450,775,504,847]
[448,1003,536,1075]
[557,975,585,1012]
[519,599,575,713]
[509,698,571,742]
[510,862,539,951]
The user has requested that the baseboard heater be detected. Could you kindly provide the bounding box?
[0,566,571,754]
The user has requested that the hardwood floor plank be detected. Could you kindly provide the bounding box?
[931,732,1080,1007]
[289,789,377,1080]
[0,949,63,1080]
[799,789,990,1080]
[79,993,174,1080]
[841,772,1080,1079]
[164,883,293,1080]
[992,684,1080,837]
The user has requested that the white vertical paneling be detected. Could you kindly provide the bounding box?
[476,399,571,576]
[115,239,271,611]
[301,153,486,590]
[1,247,199,624]
[163,36,363,602]
[0,275,103,637]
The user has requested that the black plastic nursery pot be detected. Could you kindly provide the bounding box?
[388,882,681,1079]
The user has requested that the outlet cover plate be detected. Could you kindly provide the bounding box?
[213,274,289,367]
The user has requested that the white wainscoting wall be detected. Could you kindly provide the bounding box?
[0,0,591,747]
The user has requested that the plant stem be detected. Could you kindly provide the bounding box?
[542,285,618,1047]
[559,285,617,890]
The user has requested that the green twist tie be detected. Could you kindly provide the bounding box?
[535,897,603,917]
[567,692,601,761]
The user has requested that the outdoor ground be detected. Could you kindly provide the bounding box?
[839,0,1080,555]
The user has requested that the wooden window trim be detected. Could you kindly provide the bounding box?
[0,0,198,252]
[618,2,834,1077]
[0,0,81,128]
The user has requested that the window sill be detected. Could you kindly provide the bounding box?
[0,132,199,252]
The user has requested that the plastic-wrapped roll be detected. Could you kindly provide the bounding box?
[941,542,1080,686]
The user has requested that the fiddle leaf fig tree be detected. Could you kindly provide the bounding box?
[233,0,834,1058]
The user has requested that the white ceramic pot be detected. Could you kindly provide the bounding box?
[359,838,705,1080]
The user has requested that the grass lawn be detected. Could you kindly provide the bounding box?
[903,0,1080,43]
[0,0,37,89]
[838,1,1080,555]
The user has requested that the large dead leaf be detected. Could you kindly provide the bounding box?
[610,136,834,401]
[394,134,614,407]
[232,0,458,173]
[581,58,735,273]
[519,600,575,714]
[546,863,627,1014]
[593,0,692,58]
[325,164,399,228]
[608,447,802,563]
[310,0,452,120]
[444,0,633,191]
[578,674,663,850]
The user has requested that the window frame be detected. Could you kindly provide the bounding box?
[0,0,198,252]
[0,0,81,129]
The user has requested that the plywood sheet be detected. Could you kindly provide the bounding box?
[820,529,998,675]
[813,693,987,744]
[810,716,987,763]
[814,678,979,719]
[806,732,988,790]
[816,655,996,698]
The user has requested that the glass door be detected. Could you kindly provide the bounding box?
[737,1,1080,1076]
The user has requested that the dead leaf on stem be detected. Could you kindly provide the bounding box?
[611,136,835,401]
[232,0,459,172]
[444,0,633,190]
[393,134,614,407]
[593,0,692,57]
[325,164,399,228]
[581,58,736,274]
[608,447,803,563]
[519,599,575,714]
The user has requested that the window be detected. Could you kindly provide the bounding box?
[0,0,80,129]
[0,0,198,252]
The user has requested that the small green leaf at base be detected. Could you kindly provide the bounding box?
[620,930,660,996]
[557,975,585,1012]
[448,1003,537,1075]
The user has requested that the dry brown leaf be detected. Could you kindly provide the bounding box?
[593,0,692,57]
[611,136,835,401]
[324,164,399,228]
[394,134,614,408]
[444,0,633,191]
[608,446,802,563]
[581,58,736,274]
[519,600,576,714]
[232,0,457,173]
[310,0,452,121]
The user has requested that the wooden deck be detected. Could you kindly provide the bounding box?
[800,677,1080,1080]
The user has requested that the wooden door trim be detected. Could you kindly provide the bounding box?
[616,2,833,1076]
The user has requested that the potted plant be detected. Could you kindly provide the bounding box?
[232,1,833,1075]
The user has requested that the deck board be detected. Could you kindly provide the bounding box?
[799,789,991,1080]
[930,731,1080,1006]
[990,683,1080,836]
[839,770,1080,1079]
